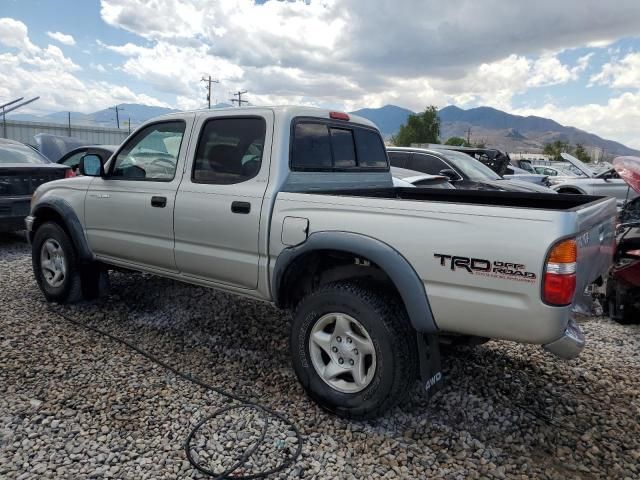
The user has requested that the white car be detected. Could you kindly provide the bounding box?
[391,167,454,188]
[548,153,638,205]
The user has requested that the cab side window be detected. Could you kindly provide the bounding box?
[192,117,266,185]
[290,120,388,171]
[112,121,185,181]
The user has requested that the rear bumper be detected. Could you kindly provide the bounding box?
[542,317,585,360]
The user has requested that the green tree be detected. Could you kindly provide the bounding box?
[445,136,470,147]
[392,106,440,146]
[573,143,591,163]
[543,140,570,161]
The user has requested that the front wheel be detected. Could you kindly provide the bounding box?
[32,222,83,304]
[290,281,418,419]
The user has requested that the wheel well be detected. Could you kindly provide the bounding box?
[31,207,70,243]
[277,249,400,310]
[557,187,583,194]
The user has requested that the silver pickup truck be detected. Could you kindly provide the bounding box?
[27,106,617,418]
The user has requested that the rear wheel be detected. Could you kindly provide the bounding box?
[32,222,83,303]
[290,281,418,419]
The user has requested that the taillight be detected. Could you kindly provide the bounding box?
[329,111,350,121]
[64,169,75,178]
[543,239,577,306]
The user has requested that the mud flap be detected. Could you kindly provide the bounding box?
[417,333,443,398]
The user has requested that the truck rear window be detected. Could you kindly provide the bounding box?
[291,119,388,171]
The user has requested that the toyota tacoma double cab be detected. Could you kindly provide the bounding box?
[27,106,617,418]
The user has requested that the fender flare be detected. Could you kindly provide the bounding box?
[31,198,94,262]
[273,231,438,334]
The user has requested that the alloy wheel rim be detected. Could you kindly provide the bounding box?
[40,239,66,288]
[308,313,377,394]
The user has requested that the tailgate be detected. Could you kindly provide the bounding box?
[573,197,617,312]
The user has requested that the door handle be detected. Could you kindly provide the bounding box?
[231,201,251,214]
[151,196,167,208]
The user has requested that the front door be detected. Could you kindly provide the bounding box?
[174,112,273,289]
[84,119,191,272]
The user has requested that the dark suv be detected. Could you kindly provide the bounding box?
[387,147,553,193]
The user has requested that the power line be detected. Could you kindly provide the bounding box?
[230,90,248,107]
[109,105,124,129]
[201,76,219,109]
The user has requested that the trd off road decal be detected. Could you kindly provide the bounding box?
[434,254,537,283]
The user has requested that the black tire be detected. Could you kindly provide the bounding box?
[290,281,418,419]
[32,222,83,304]
[606,278,640,325]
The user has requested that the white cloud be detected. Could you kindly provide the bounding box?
[0,18,169,114]
[46,31,76,46]
[0,17,38,53]
[95,0,625,113]
[590,52,640,88]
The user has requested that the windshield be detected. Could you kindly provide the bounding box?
[0,142,50,164]
[437,149,501,181]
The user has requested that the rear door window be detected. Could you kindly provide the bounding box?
[193,117,266,185]
[407,153,450,175]
[388,151,410,168]
[291,119,388,171]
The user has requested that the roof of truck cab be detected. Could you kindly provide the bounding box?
[153,105,378,130]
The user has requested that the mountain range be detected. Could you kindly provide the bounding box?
[9,102,638,156]
[351,105,639,156]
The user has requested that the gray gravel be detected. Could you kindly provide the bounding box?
[1,232,639,479]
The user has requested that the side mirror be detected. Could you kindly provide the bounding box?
[79,154,104,177]
[439,168,461,181]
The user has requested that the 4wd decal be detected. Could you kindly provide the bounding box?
[434,254,537,283]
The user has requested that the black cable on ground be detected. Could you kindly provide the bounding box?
[47,305,303,479]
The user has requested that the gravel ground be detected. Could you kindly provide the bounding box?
[1,232,639,479]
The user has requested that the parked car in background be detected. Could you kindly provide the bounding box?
[391,167,454,188]
[0,138,70,232]
[547,153,638,205]
[58,145,117,174]
[387,147,555,193]
[33,133,85,162]
[429,145,550,187]
[502,165,550,186]
[534,165,577,177]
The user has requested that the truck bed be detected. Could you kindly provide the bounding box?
[310,187,605,211]
[272,188,617,344]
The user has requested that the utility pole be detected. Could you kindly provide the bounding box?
[127,116,131,134]
[201,76,219,108]
[466,127,471,145]
[109,105,124,128]
[68,112,71,137]
[230,90,249,107]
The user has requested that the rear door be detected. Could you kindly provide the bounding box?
[84,118,192,271]
[173,112,273,289]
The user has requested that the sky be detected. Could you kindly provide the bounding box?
[1,0,640,147]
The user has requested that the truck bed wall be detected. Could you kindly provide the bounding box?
[270,191,599,344]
